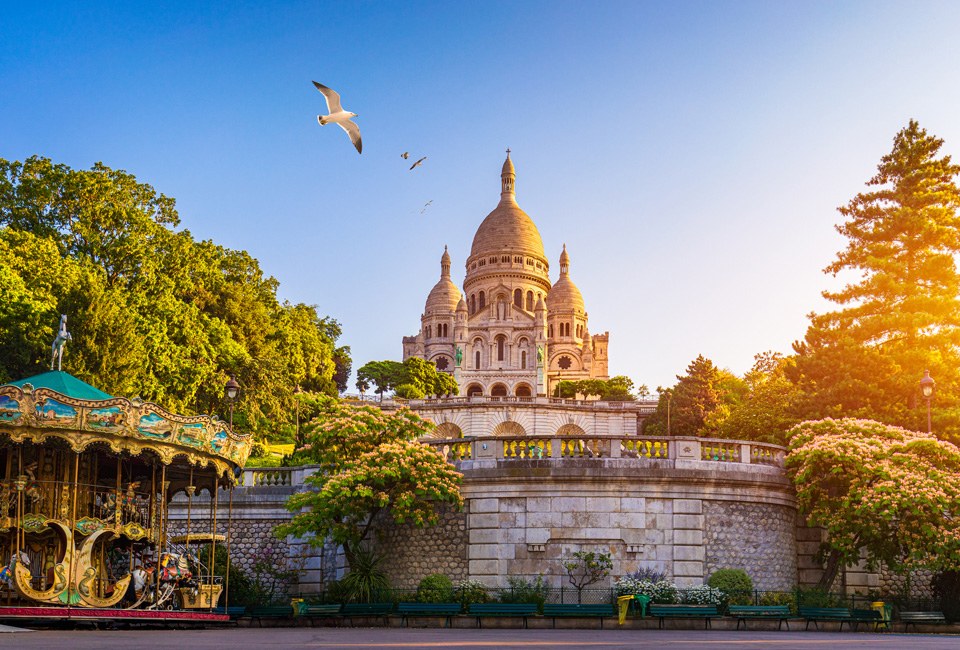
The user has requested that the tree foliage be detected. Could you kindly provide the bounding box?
[275,397,463,565]
[562,551,613,595]
[0,156,348,439]
[643,356,744,436]
[356,358,458,399]
[787,418,960,589]
[791,121,960,441]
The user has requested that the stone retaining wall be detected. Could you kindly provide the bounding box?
[703,501,797,591]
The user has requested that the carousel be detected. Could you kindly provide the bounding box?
[0,317,253,622]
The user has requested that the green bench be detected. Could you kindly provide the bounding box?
[798,606,852,631]
[249,605,293,627]
[900,611,947,632]
[342,602,394,627]
[397,602,461,628]
[469,603,539,628]
[300,603,343,627]
[211,606,246,626]
[850,608,886,632]
[648,604,721,629]
[543,603,613,629]
[728,605,791,630]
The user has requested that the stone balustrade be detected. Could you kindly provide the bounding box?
[423,434,787,468]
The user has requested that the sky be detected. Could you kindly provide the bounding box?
[3,1,960,392]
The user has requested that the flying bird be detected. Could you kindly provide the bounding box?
[409,156,426,170]
[313,81,361,154]
[401,152,410,159]
[420,200,433,214]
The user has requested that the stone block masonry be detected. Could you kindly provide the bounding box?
[703,501,797,591]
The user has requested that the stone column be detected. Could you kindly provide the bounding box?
[672,498,705,587]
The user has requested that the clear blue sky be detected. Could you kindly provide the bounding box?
[3,1,960,391]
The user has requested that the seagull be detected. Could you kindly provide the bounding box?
[420,200,433,214]
[409,156,426,170]
[401,152,410,159]
[313,81,361,154]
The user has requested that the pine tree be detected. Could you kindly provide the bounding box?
[792,120,960,436]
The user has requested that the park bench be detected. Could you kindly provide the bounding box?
[342,602,393,627]
[850,608,886,632]
[249,605,293,627]
[648,604,721,629]
[469,603,539,628]
[397,602,462,627]
[300,603,343,627]
[212,606,246,626]
[798,606,852,631]
[728,605,791,630]
[900,611,947,632]
[543,603,613,629]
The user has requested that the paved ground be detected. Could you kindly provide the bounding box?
[4,628,959,649]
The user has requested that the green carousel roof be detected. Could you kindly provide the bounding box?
[4,371,112,401]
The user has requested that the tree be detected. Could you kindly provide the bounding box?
[563,551,613,600]
[0,156,349,439]
[787,418,960,590]
[356,361,403,399]
[719,352,800,445]
[553,380,578,398]
[792,121,960,440]
[275,397,463,567]
[643,355,730,436]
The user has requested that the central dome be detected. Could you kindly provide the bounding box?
[469,153,546,261]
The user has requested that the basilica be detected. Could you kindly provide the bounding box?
[402,152,610,397]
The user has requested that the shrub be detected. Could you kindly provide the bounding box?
[613,578,679,604]
[707,569,753,593]
[794,587,843,608]
[455,579,490,606]
[497,574,548,611]
[417,573,454,603]
[678,584,723,606]
[341,545,390,603]
[758,590,797,615]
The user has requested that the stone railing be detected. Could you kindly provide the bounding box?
[423,435,787,468]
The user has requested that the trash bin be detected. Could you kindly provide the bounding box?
[634,594,651,617]
[872,601,891,630]
[618,595,633,625]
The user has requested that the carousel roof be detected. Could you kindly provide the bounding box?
[4,370,112,400]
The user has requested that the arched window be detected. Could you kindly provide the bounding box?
[491,384,508,397]
[549,324,554,338]
[497,335,505,362]
[514,288,523,308]
[479,291,486,309]
[475,350,481,369]
[515,384,532,397]
[526,291,533,311]
[467,383,483,396]
[521,350,527,369]
[470,295,476,314]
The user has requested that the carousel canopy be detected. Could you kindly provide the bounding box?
[4,370,112,400]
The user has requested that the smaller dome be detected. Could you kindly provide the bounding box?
[441,245,451,267]
[546,276,584,312]
[456,296,467,312]
[426,278,462,313]
[546,245,584,312]
[502,153,515,176]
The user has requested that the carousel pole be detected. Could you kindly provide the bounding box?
[186,466,194,554]
[225,483,233,609]
[15,446,21,561]
[209,477,218,610]
[69,451,79,605]
[157,464,167,604]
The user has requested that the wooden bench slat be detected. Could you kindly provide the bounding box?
[728,605,791,631]
[798,606,853,632]
[543,604,614,629]
[469,603,539,628]
[648,604,721,630]
[341,603,393,627]
[901,611,947,632]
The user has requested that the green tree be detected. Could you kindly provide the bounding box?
[643,355,729,436]
[275,397,463,568]
[719,352,800,445]
[788,418,960,590]
[791,121,960,440]
[356,360,404,399]
[602,375,638,401]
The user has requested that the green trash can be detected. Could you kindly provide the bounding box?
[634,594,651,617]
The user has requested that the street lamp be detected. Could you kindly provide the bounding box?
[919,370,935,434]
[225,373,240,427]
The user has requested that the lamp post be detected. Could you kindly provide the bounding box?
[919,370,935,434]
[294,384,303,447]
[225,373,240,428]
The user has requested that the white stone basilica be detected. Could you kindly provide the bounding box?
[403,153,610,397]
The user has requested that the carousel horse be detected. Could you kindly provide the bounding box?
[50,314,72,371]
[23,461,42,508]
[136,550,199,609]
[0,551,30,589]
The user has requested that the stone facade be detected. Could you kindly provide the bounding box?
[703,500,797,591]
[373,503,469,590]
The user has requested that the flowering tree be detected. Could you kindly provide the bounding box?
[275,397,463,567]
[788,418,960,589]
